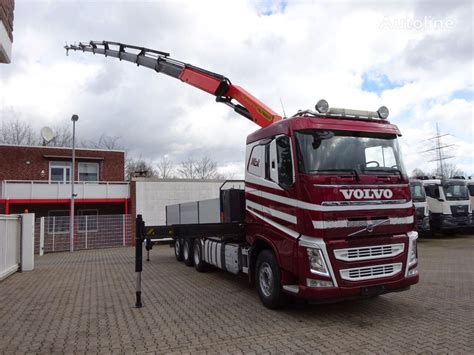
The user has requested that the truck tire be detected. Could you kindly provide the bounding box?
[193,239,209,272]
[174,238,184,261]
[255,249,286,309]
[183,239,194,266]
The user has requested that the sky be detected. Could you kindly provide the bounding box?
[0,0,472,178]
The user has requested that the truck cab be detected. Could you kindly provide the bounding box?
[467,180,474,227]
[409,179,430,234]
[244,106,418,305]
[423,178,472,232]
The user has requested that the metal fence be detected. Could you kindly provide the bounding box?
[34,214,132,254]
[0,215,21,280]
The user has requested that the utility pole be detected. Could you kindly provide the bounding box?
[70,114,79,252]
[422,122,455,178]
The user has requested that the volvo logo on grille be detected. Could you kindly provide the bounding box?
[340,189,394,200]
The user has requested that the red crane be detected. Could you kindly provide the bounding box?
[65,41,282,128]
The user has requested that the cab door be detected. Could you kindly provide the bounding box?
[267,135,298,271]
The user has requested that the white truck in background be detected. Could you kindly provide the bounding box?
[467,180,474,228]
[422,178,472,233]
[409,179,430,235]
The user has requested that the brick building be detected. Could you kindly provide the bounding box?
[0,0,14,63]
[0,144,130,219]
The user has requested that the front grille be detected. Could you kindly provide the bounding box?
[334,244,404,262]
[340,263,402,281]
[450,205,468,217]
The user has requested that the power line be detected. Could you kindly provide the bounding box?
[423,123,455,178]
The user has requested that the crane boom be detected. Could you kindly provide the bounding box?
[64,41,282,128]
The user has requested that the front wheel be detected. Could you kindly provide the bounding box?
[255,250,286,309]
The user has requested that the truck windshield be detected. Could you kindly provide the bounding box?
[443,182,469,200]
[410,182,426,202]
[295,129,406,176]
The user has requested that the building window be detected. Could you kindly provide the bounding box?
[49,161,71,183]
[79,162,99,182]
[77,209,98,232]
[47,210,69,234]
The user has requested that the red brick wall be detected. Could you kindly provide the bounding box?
[0,0,14,41]
[0,145,125,181]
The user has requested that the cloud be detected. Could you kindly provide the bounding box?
[1,0,472,178]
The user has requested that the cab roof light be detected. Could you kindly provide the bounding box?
[315,99,329,113]
[293,99,390,121]
[377,106,389,119]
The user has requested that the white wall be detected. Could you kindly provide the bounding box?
[0,213,35,281]
[135,179,226,226]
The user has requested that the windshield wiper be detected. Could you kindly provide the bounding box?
[362,167,403,181]
[310,169,360,181]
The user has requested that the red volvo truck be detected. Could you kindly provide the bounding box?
[66,41,419,308]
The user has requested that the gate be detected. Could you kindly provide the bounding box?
[0,215,21,280]
[34,214,132,254]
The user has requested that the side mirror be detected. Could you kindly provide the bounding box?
[437,198,445,202]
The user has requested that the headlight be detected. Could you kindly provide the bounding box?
[409,240,417,266]
[307,248,329,276]
[407,231,418,267]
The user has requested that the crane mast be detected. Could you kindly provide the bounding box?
[65,41,282,128]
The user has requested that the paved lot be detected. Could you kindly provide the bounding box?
[0,234,473,354]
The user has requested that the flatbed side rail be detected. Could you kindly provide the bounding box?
[144,222,245,242]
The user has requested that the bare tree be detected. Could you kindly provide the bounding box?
[177,156,224,180]
[195,156,219,179]
[46,123,72,147]
[83,134,122,150]
[0,117,124,150]
[177,157,197,179]
[411,168,428,178]
[125,157,157,180]
[442,163,466,179]
[156,157,175,178]
[0,119,39,145]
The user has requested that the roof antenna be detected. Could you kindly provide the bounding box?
[279,97,287,118]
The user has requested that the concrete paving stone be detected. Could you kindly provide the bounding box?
[0,234,473,353]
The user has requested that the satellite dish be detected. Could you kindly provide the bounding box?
[40,127,55,145]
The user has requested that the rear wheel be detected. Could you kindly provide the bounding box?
[193,239,209,272]
[174,238,184,261]
[183,239,194,266]
[255,249,286,309]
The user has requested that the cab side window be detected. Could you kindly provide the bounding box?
[247,145,265,177]
[276,136,294,188]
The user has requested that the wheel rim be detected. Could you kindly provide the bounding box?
[258,262,273,298]
[175,240,180,256]
[183,241,189,260]
[194,243,200,265]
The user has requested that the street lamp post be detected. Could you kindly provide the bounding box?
[70,114,79,252]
